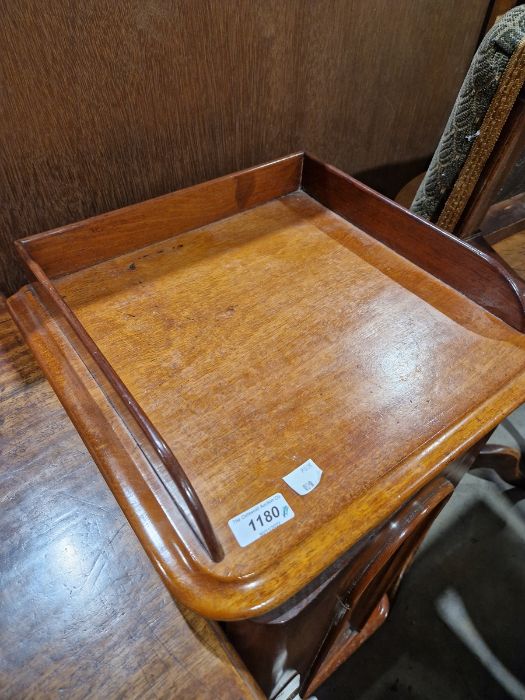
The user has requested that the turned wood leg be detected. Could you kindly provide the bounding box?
[472,444,525,486]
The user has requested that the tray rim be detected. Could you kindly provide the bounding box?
[9,153,525,619]
[17,152,525,330]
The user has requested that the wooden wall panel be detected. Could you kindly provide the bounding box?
[0,0,490,294]
[299,0,490,193]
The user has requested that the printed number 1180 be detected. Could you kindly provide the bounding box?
[248,506,281,532]
[228,493,294,547]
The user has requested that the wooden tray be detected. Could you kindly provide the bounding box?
[8,153,525,621]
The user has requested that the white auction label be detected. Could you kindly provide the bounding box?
[283,459,323,495]
[228,493,295,547]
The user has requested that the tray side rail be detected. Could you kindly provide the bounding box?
[18,153,303,278]
[16,243,225,563]
[302,153,525,332]
[11,152,305,565]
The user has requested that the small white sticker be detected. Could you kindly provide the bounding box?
[228,493,294,547]
[283,459,323,495]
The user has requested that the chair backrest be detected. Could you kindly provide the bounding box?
[411,6,525,239]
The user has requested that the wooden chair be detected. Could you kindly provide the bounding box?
[404,6,525,485]
[410,6,525,241]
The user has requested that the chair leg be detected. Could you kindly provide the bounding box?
[472,444,525,486]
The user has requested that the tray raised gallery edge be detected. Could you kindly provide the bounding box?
[8,153,525,620]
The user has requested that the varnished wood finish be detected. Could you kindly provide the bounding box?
[302,154,525,331]
[18,242,225,564]
[473,443,525,485]
[0,297,263,699]
[16,155,302,563]
[477,192,525,242]
[301,478,455,698]
[0,0,491,294]
[302,437,485,697]
[224,476,455,699]
[9,155,525,623]
[494,229,525,279]
[224,442,482,699]
[485,218,525,246]
[19,154,303,278]
[306,595,390,695]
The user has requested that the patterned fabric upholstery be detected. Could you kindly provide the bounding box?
[411,6,525,226]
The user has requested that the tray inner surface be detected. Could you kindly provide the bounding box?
[54,191,525,572]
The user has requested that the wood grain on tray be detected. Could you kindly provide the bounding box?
[8,154,525,620]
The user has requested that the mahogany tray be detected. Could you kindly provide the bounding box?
[8,153,525,621]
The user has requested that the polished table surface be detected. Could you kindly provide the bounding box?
[0,298,263,699]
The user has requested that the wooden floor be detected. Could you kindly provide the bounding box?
[0,299,262,699]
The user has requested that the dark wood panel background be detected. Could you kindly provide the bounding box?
[0,0,490,294]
